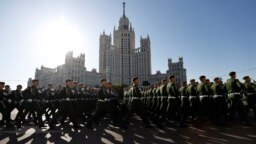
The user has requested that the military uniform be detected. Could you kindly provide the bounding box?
[50,85,80,129]
[13,86,25,128]
[2,87,15,127]
[179,83,189,126]
[187,80,200,120]
[155,80,168,125]
[197,76,215,121]
[43,87,56,121]
[243,76,256,118]
[22,85,44,127]
[211,78,228,124]
[0,82,8,127]
[166,78,181,122]
[223,72,247,123]
[123,77,151,128]
[106,84,122,126]
[91,85,108,125]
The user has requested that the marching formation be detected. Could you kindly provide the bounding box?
[0,71,256,130]
[124,71,256,128]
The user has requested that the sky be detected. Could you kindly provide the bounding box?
[0,0,256,89]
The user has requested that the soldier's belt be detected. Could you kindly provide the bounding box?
[44,100,50,103]
[7,99,12,103]
[168,96,176,99]
[246,93,254,95]
[62,98,75,101]
[199,95,209,98]
[228,93,240,96]
[98,99,104,102]
[104,98,111,102]
[213,95,223,98]
[132,97,140,100]
[161,96,168,98]
[189,96,197,99]
[26,99,33,102]
[181,96,188,99]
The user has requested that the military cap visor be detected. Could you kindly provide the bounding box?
[100,79,107,83]
[168,75,175,79]
[214,77,220,81]
[132,77,139,82]
[66,79,72,82]
[229,71,236,76]
[0,82,5,85]
[243,76,250,80]
[32,79,39,83]
[199,75,206,80]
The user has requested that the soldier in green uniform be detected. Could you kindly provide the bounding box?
[49,79,81,129]
[14,85,25,128]
[43,84,55,122]
[146,84,156,115]
[149,82,161,119]
[155,82,163,118]
[242,76,256,119]
[72,82,82,120]
[155,79,168,127]
[166,75,182,125]
[223,72,249,125]
[22,79,45,128]
[179,81,189,127]
[197,75,215,122]
[211,77,228,125]
[106,82,123,126]
[145,85,154,111]
[3,85,15,127]
[187,79,199,121]
[123,77,152,128]
[0,82,8,127]
[89,79,109,128]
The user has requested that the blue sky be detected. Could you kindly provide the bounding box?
[0,0,256,89]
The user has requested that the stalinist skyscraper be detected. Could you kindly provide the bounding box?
[99,2,151,85]
[29,2,186,87]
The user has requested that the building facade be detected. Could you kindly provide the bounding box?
[99,3,151,85]
[28,3,187,87]
[166,57,187,85]
[28,51,102,88]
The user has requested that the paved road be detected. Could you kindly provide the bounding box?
[0,111,256,144]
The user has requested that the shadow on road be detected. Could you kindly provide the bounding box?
[0,117,256,144]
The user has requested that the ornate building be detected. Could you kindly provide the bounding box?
[99,2,151,85]
[28,2,187,87]
[28,51,102,88]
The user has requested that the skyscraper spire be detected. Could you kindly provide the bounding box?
[123,2,126,17]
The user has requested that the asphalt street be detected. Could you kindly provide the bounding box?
[0,110,256,144]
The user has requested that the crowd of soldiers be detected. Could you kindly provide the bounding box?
[0,79,99,129]
[0,71,256,130]
[124,71,256,128]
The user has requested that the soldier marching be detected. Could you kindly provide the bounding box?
[0,71,256,130]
